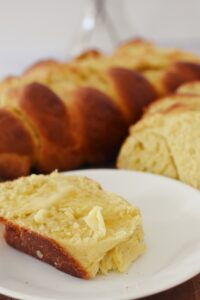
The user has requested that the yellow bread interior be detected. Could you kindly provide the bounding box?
[118,110,200,189]
[0,172,145,278]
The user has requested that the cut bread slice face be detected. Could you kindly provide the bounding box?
[118,109,200,189]
[0,172,145,279]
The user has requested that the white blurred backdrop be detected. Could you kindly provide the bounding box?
[0,0,200,78]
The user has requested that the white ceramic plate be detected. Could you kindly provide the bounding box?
[0,169,200,300]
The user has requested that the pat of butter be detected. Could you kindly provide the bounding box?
[64,207,75,224]
[84,206,106,238]
[34,209,48,223]
[64,207,74,217]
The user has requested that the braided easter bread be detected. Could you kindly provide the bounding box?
[1,39,200,180]
[0,58,156,179]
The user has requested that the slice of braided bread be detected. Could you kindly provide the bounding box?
[0,172,145,278]
[1,39,200,180]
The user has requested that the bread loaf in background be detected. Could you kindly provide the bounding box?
[1,39,200,180]
[117,80,200,189]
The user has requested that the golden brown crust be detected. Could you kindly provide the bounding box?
[116,38,152,51]
[18,82,80,172]
[0,154,30,181]
[143,94,188,115]
[0,109,34,155]
[74,49,102,61]
[3,221,90,279]
[20,83,70,146]
[0,109,34,179]
[163,62,200,92]
[72,87,128,164]
[108,68,158,123]
[24,59,60,75]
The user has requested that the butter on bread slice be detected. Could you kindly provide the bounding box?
[0,172,145,279]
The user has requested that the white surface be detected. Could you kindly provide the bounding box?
[1,0,200,78]
[0,169,200,300]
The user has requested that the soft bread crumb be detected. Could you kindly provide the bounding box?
[118,102,200,189]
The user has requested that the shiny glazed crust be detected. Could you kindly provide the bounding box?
[0,39,200,180]
[0,62,158,179]
[163,62,200,92]
[3,220,90,279]
[0,109,35,180]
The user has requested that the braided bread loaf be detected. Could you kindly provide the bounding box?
[117,79,200,189]
[1,39,200,180]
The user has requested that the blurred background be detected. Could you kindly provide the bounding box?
[0,0,200,78]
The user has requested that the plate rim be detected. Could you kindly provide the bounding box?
[0,168,200,300]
